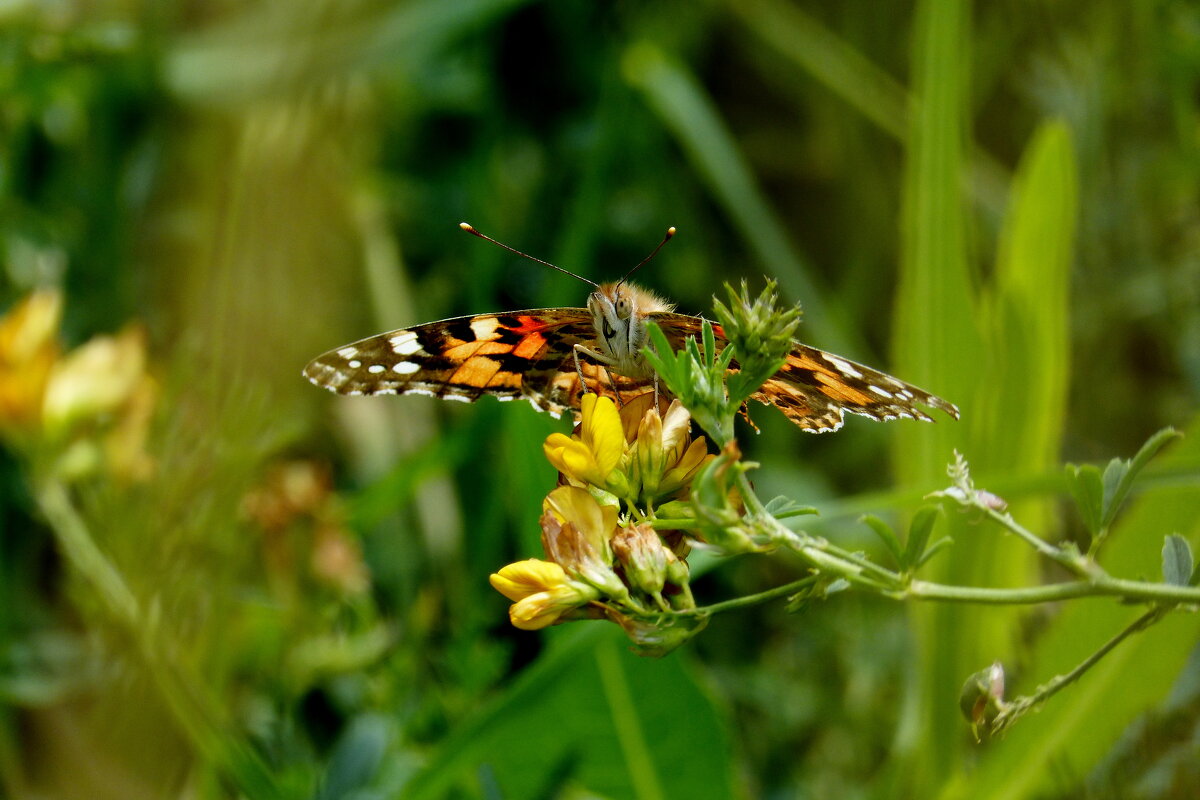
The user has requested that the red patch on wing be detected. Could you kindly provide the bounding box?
[513,315,554,333]
[513,332,548,359]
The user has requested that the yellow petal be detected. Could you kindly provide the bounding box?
[581,395,624,478]
[658,400,692,453]
[0,290,62,429]
[509,591,565,630]
[543,435,598,483]
[0,289,62,362]
[543,485,620,553]
[635,409,665,495]
[618,392,658,441]
[661,439,713,494]
[489,559,567,602]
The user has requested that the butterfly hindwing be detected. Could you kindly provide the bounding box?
[649,312,959,433]
[753,344,960,432]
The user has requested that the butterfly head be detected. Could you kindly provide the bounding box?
[588,282,674,374]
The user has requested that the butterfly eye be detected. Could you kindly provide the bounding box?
[615,296,631,319]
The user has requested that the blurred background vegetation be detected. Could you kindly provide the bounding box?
[1,0,1199,797]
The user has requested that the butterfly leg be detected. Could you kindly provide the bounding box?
[572,344,591,394]
[601,366,626,407]
[573,343,625,404]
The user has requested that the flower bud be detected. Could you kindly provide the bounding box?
[611,524,668,597]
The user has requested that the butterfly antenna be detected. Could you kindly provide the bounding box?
[618,226,676,285]
[460,222,598,288]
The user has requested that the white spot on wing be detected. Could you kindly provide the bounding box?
[393,361,420,375]
[338,347,359,359]
[868,385,894,398]
[470,317,501,339]
[367,364,385,374]
[348,359,362,368]
[390,332,423,356]
[825,356,862,379]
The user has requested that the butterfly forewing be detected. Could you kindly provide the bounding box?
[303,309,648,417]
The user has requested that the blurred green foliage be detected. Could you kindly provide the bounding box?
[1,1,1199,798]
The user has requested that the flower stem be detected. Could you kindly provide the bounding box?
[37,480,282,800]
[980,505,1099,578]
[992,606,1167,732]
[692,576,821,616]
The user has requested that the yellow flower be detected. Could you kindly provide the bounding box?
[543,393,625,488]
[543,484,618,554]
[43,325,147,435]
[0,290,62,434]
[541,486,629,601]
[489,558,597,630]
[629,399,713,505]
[0,291,157,482]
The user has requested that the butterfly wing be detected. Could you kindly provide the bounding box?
[649,312,959,433]
[303,309,651,418]
[752,343,960,432]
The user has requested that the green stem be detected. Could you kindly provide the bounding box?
[992,606,1167,732]
[902,575,1200,605]
[981,505,1098,578]
[768,521,902,587]
[736,469,768,516]
[37,481,282,800]
[39,481,141,626]
[692,576,820,616]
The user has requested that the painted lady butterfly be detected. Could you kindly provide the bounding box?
[303,224,959,433]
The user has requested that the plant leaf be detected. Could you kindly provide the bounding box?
[1101,427,1182,528]
[763,496,819,519]
[1064,463,1105,535]
[903,506,941,570]
[916,537,955,569]
[1162,534,1193,587]
[860,514,904,567]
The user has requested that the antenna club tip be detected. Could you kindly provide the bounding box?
[666,226,676,237]
[459,222,476,232]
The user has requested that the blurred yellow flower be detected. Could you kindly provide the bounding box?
[0,290,157,481]
[489,558,597,630]
[0,289,62,432]
[43,325,147,434]
[312,521,371,597]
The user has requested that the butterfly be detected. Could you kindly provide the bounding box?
[303,224,959,433]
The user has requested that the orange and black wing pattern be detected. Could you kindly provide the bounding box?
[303,309,648,418]
[650,311,959,433]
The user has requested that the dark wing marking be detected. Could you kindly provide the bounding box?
[648,312,959,433]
